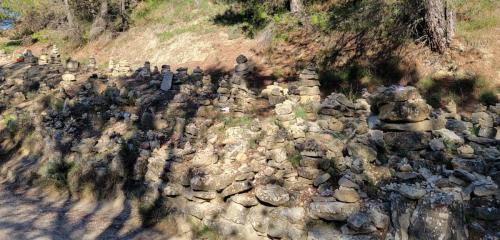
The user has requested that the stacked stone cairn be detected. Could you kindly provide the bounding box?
[87,57,97,71]
[38,54,49,65]
[110,59,132,78]
[2,43,500,239]
[192,66,204,81]
[135,61,152,81]
[23,49,37,65]
[230,55,256,113]
[160,65,173,91]
[50,45,61,64]
[215,75,231,109]
[174,67,189,86]
[368,86,445,152]
[298,64,321,104]
[261,82,287,106]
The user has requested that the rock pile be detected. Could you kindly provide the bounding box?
[1,46,499,240]
[298,64,321,105]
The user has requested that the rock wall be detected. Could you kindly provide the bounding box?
[0,50,499,239]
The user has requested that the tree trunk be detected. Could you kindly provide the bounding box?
[290,0,304,13]
[63,0,82,44]
[424,0,455,53]
[89,0,108,40]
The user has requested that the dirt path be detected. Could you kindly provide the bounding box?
[0,187,170,240]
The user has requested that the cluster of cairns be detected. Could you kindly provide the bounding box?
[1,46,500,240]
[215,54,257,114]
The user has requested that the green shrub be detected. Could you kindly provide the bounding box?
[479,90,497,106]
[289,153,301,167]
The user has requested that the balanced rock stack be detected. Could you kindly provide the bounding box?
[38,54,49,65]
[192,66,204,81]
[65,59,80,73]
[369,86,443,151]
[87,58,97,71]
[50,45,61,64]
[216,76,231,108]
[318,93,361,133]
[261,83,286,106]
[230,55,256,113]
[298,64,321,105]
[160,65,173,91]
[23,49,37,65]
[234,54,250,78]
[275,100,297,128]
[112,60,132,77]
[174,67,189,86]
[135,61,152,81]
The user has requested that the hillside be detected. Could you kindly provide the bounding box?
[0,0,499,239]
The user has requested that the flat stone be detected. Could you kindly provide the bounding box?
[334,186,360,203]
[221,181,253,198]
[432,129,464,144]
[398,184,426,200]
[308,201,361,221]
[429,138,445,151]
[255,184,290,206]
[378,100,430,122]
[380,118,445,132]
[473,182,498,196]
[313,173,331,187]
[191,144,218,167]
[222,201,248,224]
[62,73,76,81]
[230,193,259,207]
[384,131,431,151]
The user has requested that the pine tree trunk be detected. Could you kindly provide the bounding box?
[63,0,82,44]
[424,0,455,53]
[89,0,109,40]
[290,0,304,13]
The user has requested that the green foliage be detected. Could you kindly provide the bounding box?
[294,106,306,119]
[0,40,21,54]
[479,90,497,106]
[194,224,220,240]
[289,153,301,167]
[310,12,329,31]
[454,0,500,32]
[214,0,288,37]
[39,159,71,185]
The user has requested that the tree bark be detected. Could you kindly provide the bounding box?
[63,0,82,44]
[89,0,108,40]
[290,0,304,13]
[424,0,455,53]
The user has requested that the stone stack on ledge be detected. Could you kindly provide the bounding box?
[368,86,444,151]
[298,64,321,105]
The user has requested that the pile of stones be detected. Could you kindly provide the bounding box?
[297,64,321,105]
[1,46,499,240]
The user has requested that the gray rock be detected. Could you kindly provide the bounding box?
[334,186,361,203]
[429,138,445,151]
[192,144,218,167]
[408,192,467,240]
[230,193,259,207]
[222,201,248,224]
[255,184,290,206]
[221,181,253,198]
[309,201,361,221]
[398,184,426,200]
[384,132,431,151]
[432,129,464,144]
[314,173,331,187]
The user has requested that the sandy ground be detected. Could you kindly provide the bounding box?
[0,187,170,240]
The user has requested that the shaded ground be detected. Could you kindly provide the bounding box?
[0,186,172,240]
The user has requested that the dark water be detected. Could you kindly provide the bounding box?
[0,8,16,31]
[0,19,13,30]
